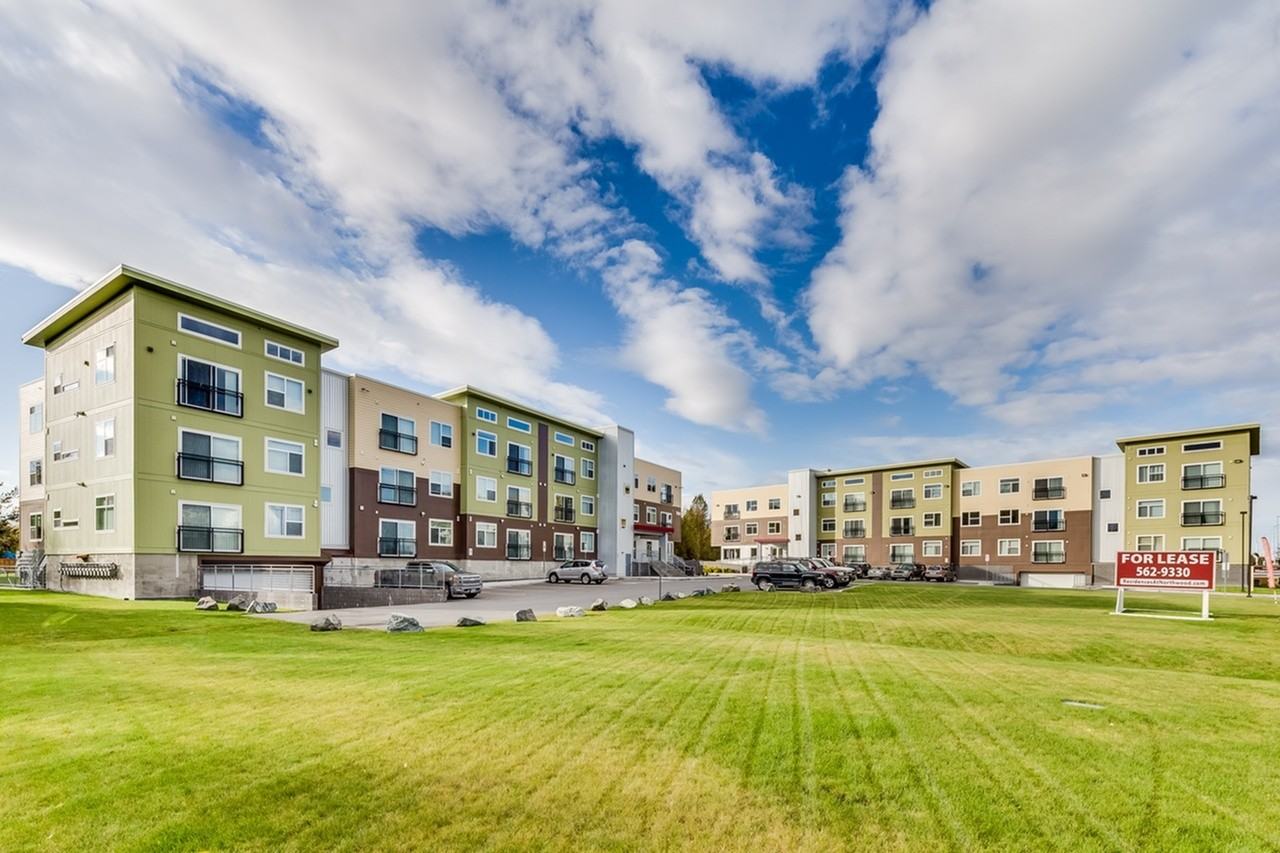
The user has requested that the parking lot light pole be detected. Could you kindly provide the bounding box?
[1241,509,1250,597]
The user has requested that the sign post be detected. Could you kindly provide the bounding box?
[1114,550,1216,621]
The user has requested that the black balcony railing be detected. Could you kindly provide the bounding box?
[378,483,417,506]
[660,488,674,504]
[507,500,533,518]
[1182,475,1225,490]
[723,534,741,543]
[506,456,532,476]
[507,544,532,560]
[1032,519,1066,532]
[378,429,417,455]
[555,506,576,523]
[1182,511,1225,527]
[378,537,416,557]
[1033,486,1066,500]
[843,526,866,539]
[554,467,576,485]
[724,510,740,520]
[177,526,243,553]
[843,501,867,513]
[890,523,914,537]
[176,453,243,485]
[554,548,573,561]
[890,497,915,509]
[176,380,243,417]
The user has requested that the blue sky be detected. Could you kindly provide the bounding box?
[2,1,1279,544]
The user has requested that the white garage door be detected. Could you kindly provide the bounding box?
[1020,572,1086,589]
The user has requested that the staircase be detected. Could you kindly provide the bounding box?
[10,550,45,589]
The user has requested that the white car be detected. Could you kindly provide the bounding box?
[548,559,608,584]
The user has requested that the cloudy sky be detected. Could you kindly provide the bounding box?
[3,0,1278,542]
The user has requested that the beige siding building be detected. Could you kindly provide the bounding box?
[17,379,46,552]
[710,483,789,565]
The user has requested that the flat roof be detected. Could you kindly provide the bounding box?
[22,264,340,351]
[1115,423,1261,455]
[435,384,605,437]
[819,457,969,477]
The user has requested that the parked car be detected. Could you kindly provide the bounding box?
[750,560,826,591]
[843,561,872,578]
[375,560,483,599]
[888,563,924,581]
[806,557,852,588]
[864,565,890,580]
[923,564,958,583]
[548,559,608,584]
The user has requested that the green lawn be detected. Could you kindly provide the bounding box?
[2,586,1279,851]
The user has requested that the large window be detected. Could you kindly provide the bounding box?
[378,467,416,505]
[265,372,304,413]
[890,488,915,509]
[1031,541,1065,563]
[1031,509,1064,531]
[1182,536,1222,551]
[922,540,943,557]
[507,528,532,560]
[961,480,980,497]
[429,519,453,546]
[999,478,1020,494]
[553,454,575,485]
[178,503,243,553]
[265,504,305,538]
[266,438,305,476]
[476,476,497,502]
[1182,462,1224,490]
[890,517,914,536]
[923,484,943,500]
[379,519,415,557]
[960,540,981,557]
[1182,500,1224,526]
[1136,534,1165,551]
[429,470,453,497]
[178,430,242,485]
[506,442,532,476]
[889,544,914,563]
[821,491,836,507]
[768,497,781,510]
[961,511,980,526]
[1033,477,1065,500]
[999,509,1020,525]
[94,495,115,533]
[553,532,574,561]
[381,414,418,454]
[580,531,596,553]
[997,538,1020,556]
[922,512,942,528]
[178,313,240,347]
[476,522,498,548]
[842,544,866,562]
[178,356,242,417]
[95,345,115,384]
[555,495,576,523]
[507,485,532,518]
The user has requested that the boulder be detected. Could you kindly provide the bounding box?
[195,596,219,611]
[661,592,677,602]
[515,608,537,622]
[245,600,268,614]
[556,606,585,618]
[262,601,278,613]
[690,588,709,597]
[619,598,638,609]
[310,614,342,632]
[456,616,486,627]
[674,591,689,600]
[225,594,250,612]
[638,596,655,606]
[759,582,776,593]
[720,583,740,593]
[386,613,424,633]
[589,598,608,612]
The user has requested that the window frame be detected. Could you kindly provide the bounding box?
[429,470,453,498]
[475,475,498,503]
[428,519,453,547]
[264,503,306,539]
[429,420,452,449]
[94,344,116,385]
[95,417,116,458]
[264,436,306,477]
[961,510,980,527]
[264,340,305,366]
[998,509,1020,526]
[922,512,942,528]
[264,371,305,414]
[554,431,575,446]
[960,540,981,557]
[476,522,498,549]
[998,478,1020,494]
[178,312,241,348]
[1182,439,1223,453]
[94,493,116,533]
[923,483,943,500]
[507,416,532,434]
[476,430,498,457]
[1136,499,1165,519]
[961,480,981,497]
[1136,463,1166,484]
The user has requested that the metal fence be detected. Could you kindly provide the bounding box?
[201,564,315,593]
[1,553,45,589]
[323,565,444,589]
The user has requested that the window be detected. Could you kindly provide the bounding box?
[53,509,78,530]
[476,430,497,457]
[507,528,532,560]
[890,472,914,481]
[723,525,740,542]
[94,495,115,532]
[890,517,914,536]
[999,478,1019,494]
[923,483,943,500]
[1136,446,1165,457]
[179,356,242,416]
[178,503,242,552]
[646,506,657,524]
[922,541,943,557]
[1135,535,1164,551]
[52,373,79,395]
[998,509,1020,526]
[1182,536,1222,550]
[890,488,914,508]
[1182,499,1224,526]
[1107,522,1119,533]
[1099,489,1112,499]
[745,522,759,535]
[430,422,455,448]
[379,519,415,557]
[554,431,574,446]
[507,416,532,434]
[94,345,115,384]
[553,532,574,561]
[429,470,453,497]
[179,313,240,346]
[1033,477,1065,499]
[1031,541,1066,563]
[960,540,981,557]
[326,429,343,448]
[1033,509,1065,531]
[768,497,781,510]
[889,544,914,563]
[376,414,417,454]
[29,513,43,542]
[961,480,981,497]
[767,521,781,535]
[507,485,532,518]
[646,476,657,492]
[722,548,740,560]
[378,468,416,505]
[1136,499,1164,519]
[580,531,596,553]
[581,495,595,516]
[1182,462,1224,489]
[1137,463,1165,484]
[843,477,865,486]
[821,492,836,507]
[28,459,42,486]
[821,518,837,533]
[476,522,498,548]
[51,440,78,462]
[723,503,740,519]
[843,544,866,562]
[476,407,498,423]
[581,458,595,479]
[92,418,116,458]
[633,504,639,522]
[821,479,835,488]
[266,438,304,476]
[660,484,674,503]
[476,476,497,502]
[581,440,595,452]
[429,519,453,546]
[961,511,980,526]
[179,430,242,485]
[746,500,758,512]
[843,520,866,537]
[923,469,944,479]
[553,454,575,485]
[265,372,304,413]
[923,512,942,528]
[28,403,43,433]
[997,538,1020,557]
[265,340,304,365]
[1183,440,1222,453]
[502,442,532,476]
[843,492,867,512]
[265,504,305,538]
[321,485,332,502]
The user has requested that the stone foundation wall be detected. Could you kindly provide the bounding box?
[45,552,200,600]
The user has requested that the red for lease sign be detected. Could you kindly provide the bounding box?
[1116,551,1216,591]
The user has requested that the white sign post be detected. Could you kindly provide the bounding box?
[1113,550,1216,622]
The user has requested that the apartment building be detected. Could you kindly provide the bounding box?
[20,265,337,603]
[710,484,789,563]
[632,457,681,562]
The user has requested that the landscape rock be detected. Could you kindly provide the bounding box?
[759,582,776,593]
[195,596,218,611]
[262,601,278,613]
[638,596,655,606]
[386,613,424,633]
[310,614,342,632]
[245,600,268,614]
[225,594,250,612]
[675,591,689,600]
[619,598,638,609]
[590,598,608,612]
[690,588,711,597]
[721,583,740,592]
[515,608,537,622]
[456,616,486,627]
[556,606,585,618]
[661,592,677,602]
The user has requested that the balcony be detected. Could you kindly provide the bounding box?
[554,467,576,486]
[378,429,418,455]
[1032,519,1066,532]
[555,505,576,523]
[1033,486,1066,500]
[890,497,915,509]
[507,543,532,561]
[378,483,417,506]
[723,534,741,543]
[843,500,867,513]
[177,526,243,553]
[1182,511,1225,527]
[1182,474,1225,490]
[890,522,914,537]
[553,547,574,561]
[378,537,416,558]
[176,380,243,417]
[723,511,740,520]
[842,526,866,539]
[507,500,533,519]
[660,487,674,504]
[176,453,243,486]
[506,456,532,476]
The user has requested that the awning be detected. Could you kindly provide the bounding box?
[753,536,788,544]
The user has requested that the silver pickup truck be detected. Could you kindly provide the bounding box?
[403,560,483,599]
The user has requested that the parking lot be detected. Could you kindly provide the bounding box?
[261,574,756,630]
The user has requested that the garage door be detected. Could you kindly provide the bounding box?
[1019,572,1086,589]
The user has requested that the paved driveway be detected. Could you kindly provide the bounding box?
[260,574,755,630]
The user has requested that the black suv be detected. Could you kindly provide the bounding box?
[843,561,872,578]
[751,560,826,591]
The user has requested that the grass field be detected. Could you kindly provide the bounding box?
[2,585,1279,851]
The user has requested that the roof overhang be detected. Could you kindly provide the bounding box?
[434,384,606,438]
[1115,423,1261,456]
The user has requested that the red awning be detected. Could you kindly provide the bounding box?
[753,536,788,544]
[634,522,674,534]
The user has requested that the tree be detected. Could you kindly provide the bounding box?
[0,483,18,557]
[677,493,713,560]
